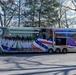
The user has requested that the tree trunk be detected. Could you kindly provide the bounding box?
[39,9,41,27]
[65,10,69,28]
[4,9,6,26]
[18,0,21,27]
[32,0,35,27]
[0,14,3,26]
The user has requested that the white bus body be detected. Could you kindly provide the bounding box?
[0,27,76,53]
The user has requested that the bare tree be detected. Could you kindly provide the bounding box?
[0,0,18,27]
[58,0,76,28]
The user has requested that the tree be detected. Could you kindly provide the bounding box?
[0,0,17,27]
[22,0,59,27]
[0,0,59,27]
[58,0,76,28]
[36,0,59,27]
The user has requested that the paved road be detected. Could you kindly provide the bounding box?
[0,53,76,75]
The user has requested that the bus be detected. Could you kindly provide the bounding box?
[0,27,76,53]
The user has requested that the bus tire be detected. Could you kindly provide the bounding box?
[48,48,53,54]
[55,48,61,53]
[62,48,67,53]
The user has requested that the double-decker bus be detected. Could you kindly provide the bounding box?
[0,27,76,53]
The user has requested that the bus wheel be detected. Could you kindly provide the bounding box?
[55,48,61,53]
[62,48,67,53]
[48,48,53,54]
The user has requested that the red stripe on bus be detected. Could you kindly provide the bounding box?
[31,43,41,50]
[39,41,52,44]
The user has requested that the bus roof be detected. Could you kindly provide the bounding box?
[6,27,76,32]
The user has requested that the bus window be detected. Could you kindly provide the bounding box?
[42,33,46,39]
[56,38,66,45]
[40,29,46,39]
[8,27,40,41]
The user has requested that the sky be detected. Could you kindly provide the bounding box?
[62,0,76,19]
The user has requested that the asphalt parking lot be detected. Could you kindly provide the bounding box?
[0,53,76,75]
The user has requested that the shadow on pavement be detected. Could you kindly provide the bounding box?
[0,53,76,75]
